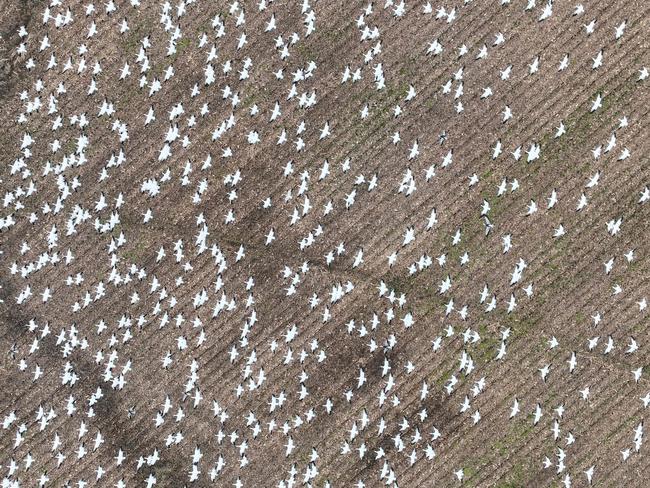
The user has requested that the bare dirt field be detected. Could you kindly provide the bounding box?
[1,0,650,486]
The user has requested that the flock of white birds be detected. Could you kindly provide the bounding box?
[1,0,650,486]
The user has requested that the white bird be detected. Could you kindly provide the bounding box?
[606,217,622,236]
[591,93,603,112]
[510,398,520,418]
[426,208,438,230]
[539,364,550,382]
[533,403,542,424]
[568,352,577,372]
[592,50,603,69]
[408,140,419,159]
[539,1,553,21]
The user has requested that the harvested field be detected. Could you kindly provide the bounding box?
[1,0,650,487]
